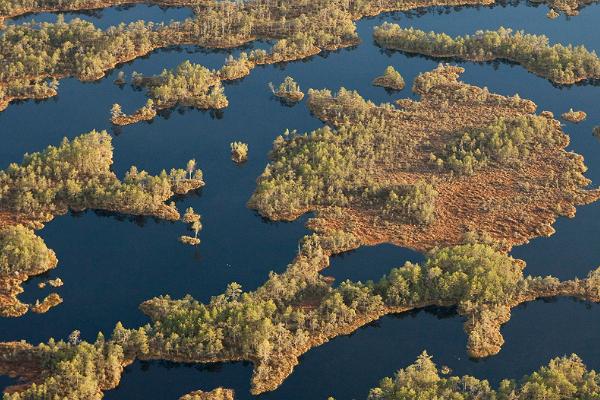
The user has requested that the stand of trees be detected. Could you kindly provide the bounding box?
[1,334,126,400]
[249,122,438,225]
[431,114,564,175]
[0,225,57,316]
[270,76,304,103]
[0,225,56,279]
[368,352,600,400]
[373,23,600,84]
[132,60,228,110]
[372,66,405,90]
[230,142,248,163]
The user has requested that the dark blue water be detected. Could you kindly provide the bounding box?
[1,1,600,398]
[325,244,425,285]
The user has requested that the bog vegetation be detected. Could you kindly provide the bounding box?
[250,65,596,252]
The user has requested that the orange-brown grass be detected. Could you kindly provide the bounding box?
[253,65,599,253]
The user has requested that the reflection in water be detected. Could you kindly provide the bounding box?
[1,0,600,398]
[512,202,600,280]
[325,244,424,285]
[105,360,253,400]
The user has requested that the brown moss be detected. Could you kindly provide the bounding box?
[30,293,63,314]
[562,109,587,123]
[251,65,599,253]
[179,388,235,400]
[111,107,157,126]
[179,235,200,246]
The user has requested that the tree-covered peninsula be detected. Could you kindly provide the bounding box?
[373,23,600,84]
[367,351,600,399]
[0,130,204,317]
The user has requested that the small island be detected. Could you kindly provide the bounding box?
[547,8,560,18]
[180,388,234,400]
[132,61,228,110]
[110,61,230,125]
[562,108,587,123]
[30,293,63,314]
[179,206,202,246]
[110,100,157,126]
[372,66,405,90]
[231,142,248,163]
[270,76,305,103]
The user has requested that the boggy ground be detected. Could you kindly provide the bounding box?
[250,65,600,253]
